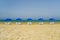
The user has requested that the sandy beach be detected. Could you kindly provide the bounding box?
[0,22,60,40]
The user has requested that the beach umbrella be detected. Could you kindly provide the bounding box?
[49,18,55,21]
[16,18,22,21]
[49,18,55,24]
[5,18,12,24]
[27,18,32,21]
[38,18,44,25]
[38,18,43,21]
[5,18,12,21]
[27,18,32,25]
[16,18,22,24]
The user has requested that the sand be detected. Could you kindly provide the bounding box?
[0,22,60,40]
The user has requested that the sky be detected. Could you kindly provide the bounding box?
[0,0,60,20]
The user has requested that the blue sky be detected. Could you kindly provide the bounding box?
[0,0,60,20]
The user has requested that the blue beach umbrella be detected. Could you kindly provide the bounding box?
[5,18,12,22]
[38,18,44,24]
[16,18,22,24]
[27,18,32,24]
[38,18,44,22]
[27,18,32,22]
[16,18,22,22]
[49,18,55,24]
[49,18,55,21]
[5,18,12,24]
